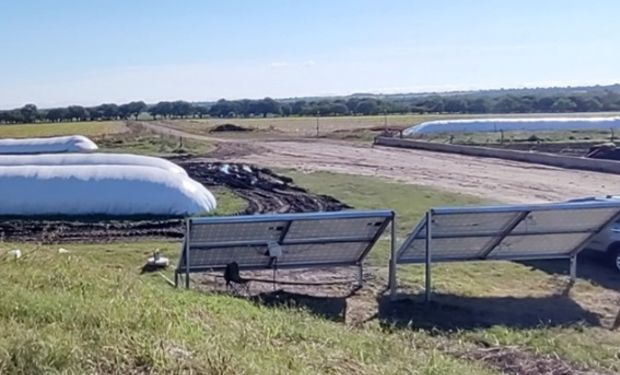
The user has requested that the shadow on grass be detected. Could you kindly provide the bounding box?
[250,288,360,323]
[519,252,620,292]
[378,292,601,331]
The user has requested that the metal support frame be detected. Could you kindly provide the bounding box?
[176,210,394,294]
[424,210,433,303]
[185,218,191,289]
[569,255,577,282]
[356,263,364,288]
[479,211,530,259]
[389,215,397,300]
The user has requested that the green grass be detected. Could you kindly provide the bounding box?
[0,121,127,138]
[0,242,494,374]
[210,187,248,215]
[96,123,214,156]
[278,170,620,373]
[0,120,214,156]
[1,167,619,373]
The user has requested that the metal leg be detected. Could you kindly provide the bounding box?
[389,215,397,300]
[570,255,577,282]
[357,264,364,288]
[185,219,191,290]
[174,272,179,288]
[424,211,433,303]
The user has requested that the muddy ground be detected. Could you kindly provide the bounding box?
[0,161,348,243]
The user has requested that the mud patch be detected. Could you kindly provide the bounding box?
[209,123,253,133]
[0,161,349,243]
[178,160,349,214]
[192,266,384,325]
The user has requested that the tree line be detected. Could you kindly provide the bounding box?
[2,89,620,124]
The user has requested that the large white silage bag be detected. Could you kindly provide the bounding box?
[404,117,620,136]
[0,153,187,176]
[0,165,216,216]
[0,135,98,154]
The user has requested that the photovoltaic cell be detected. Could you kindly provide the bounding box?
[397,200,620,264]
[178,210,393,273]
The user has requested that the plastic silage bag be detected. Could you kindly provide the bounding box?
[0,153,187,176]
[404,117,620,136]
[0,165,216,216]
[0,135,98,154]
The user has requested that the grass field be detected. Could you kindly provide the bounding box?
[282,171,620,373]
[1,119,620,373]
[0,120,214,156]
[0,121,127,138]
[2,170,619,373]
[0,241,495,374]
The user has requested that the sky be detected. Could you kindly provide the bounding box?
[1,0,619,109]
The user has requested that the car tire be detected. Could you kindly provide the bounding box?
[610,247,620,273]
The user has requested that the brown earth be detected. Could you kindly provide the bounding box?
[139,122,620,203]
[218,139,620,203]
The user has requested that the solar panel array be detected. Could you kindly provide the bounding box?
[397,201,620,264]
[177,210,393,273]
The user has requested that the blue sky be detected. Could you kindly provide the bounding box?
[1,0,619,109]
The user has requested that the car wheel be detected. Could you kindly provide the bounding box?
[611,248,620,273]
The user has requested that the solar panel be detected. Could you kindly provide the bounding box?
[391,200,620,301]
[397,201,620,263]
[176,210,394,288]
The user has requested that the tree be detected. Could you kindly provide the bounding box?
[354,99,379,115]
[208,99,236,118]
[20,104,38,123]
[329,102,349,115]
[251,97,281,117]
[149,101,173,119]
[46,108,69,122]
[534,97,555,112]
[280,103,292,116]
[467,98,491,114]
[67,105,89,121]
[91,103,119,120]
[444,98,468,113]
[291,100,307,115]
[551,97,577,112]
[573,96,602,112]
[493,96,520,113]
[171,101,192,118]
[193,105,210,119]
[119,101,146,120]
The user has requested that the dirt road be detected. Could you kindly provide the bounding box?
[145,122,620,203]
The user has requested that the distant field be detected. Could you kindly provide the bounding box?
[0,121,127,138]
[0,120,214,156]
[154,112,620,140]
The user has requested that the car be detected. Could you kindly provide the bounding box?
[567,196,620,273]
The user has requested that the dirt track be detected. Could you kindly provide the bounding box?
[141,122,620,203]
[219,140,620,203]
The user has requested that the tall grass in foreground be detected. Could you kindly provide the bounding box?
[0,242,492,374]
